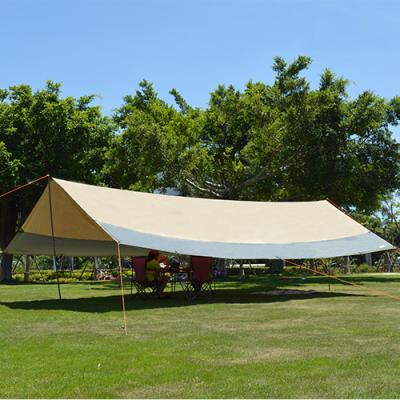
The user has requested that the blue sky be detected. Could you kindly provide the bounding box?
[1,0,399,138]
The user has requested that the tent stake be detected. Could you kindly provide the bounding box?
[47,176,62,300]
[116,242,128,335]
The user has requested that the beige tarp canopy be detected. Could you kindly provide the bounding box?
[5,178,395,259]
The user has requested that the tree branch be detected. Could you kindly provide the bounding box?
[185,177,224,198]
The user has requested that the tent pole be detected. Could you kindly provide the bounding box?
[116,241,128,335]
[47,176,62,300]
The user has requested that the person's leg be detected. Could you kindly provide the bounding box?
[157,276,170,296]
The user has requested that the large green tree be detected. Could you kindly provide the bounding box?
[0,82,114,281]
[108,57,400,211]
[103,80,200,192]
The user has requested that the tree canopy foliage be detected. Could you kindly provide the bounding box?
[107,57,400,212]
[0,82,113,188]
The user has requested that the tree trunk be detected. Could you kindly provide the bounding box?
[0,254,13,282]
[0,198,18,282]
[365,253,372,266]
[384,252,392,272]
[24,255,30,282]
[345,256,351,274]
[69,256,74,271]
[93,257,99,280]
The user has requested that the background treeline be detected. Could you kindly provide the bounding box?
[1,56,400,279]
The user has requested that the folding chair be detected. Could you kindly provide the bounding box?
[181,256,214,300]
[130,256,157,295]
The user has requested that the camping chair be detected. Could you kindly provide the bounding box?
[181,256,214,300]
[130,256,157,295]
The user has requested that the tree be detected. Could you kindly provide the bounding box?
[111,57,400,211]
[0,82,114,281]
[271,60,400,211]
[181,57,400,208]
[103,80,199,192]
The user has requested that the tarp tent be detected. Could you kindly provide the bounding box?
[5,178,395,259]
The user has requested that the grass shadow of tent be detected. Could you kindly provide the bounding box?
[0,289,364,313]
[247,274,400,286]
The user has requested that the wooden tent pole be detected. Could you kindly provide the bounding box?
[116,242,128,335]
[47,176,62,300]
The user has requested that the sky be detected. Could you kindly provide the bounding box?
[0,0,399,139]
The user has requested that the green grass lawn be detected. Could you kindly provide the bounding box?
[1,273,400,398]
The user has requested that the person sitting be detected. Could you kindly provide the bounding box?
[145,249,170,297]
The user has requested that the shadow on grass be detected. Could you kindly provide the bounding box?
[236,274,400,286]
[0,287,363,313]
